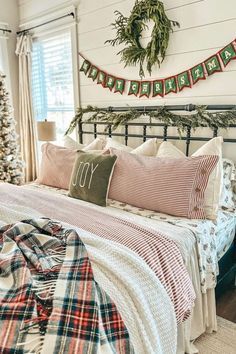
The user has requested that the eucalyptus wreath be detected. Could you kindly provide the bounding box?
[65,105,236,137]
[105,0,180,78]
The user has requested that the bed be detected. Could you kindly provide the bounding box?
[0,104,236,354]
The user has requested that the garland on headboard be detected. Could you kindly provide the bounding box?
[79,38,236,97]
[65,105,236,136]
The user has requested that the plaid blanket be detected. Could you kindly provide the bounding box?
[0,218,134,354]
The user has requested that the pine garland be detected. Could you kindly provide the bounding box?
[105,0,179,77]
[65,105,236,137]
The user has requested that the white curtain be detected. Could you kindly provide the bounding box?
[0,34,11,94]
[15,33,38,182]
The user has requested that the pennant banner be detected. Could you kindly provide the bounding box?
[79,38,236,98]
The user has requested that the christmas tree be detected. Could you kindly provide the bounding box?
[0,72,24,184]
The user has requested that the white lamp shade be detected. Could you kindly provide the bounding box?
[37,121,56,141]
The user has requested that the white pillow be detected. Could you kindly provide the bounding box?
[105,138,133,152]
[63,136,84,150]
[64,136,106,151]
[157,137,223,220]
[220,158,236,209]
[131,138,159,156]
[83,137,106,151]
[157,141,184,158]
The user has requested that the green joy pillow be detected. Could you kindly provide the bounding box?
[69,151,117,206]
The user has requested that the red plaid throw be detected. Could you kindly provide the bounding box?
[0,218,134,353]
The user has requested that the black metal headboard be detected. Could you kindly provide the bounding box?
[78,104,236,156]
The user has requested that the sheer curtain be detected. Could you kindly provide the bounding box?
[15,33,38,182]
[0,33,11,91]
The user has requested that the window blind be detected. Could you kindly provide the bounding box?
[32,31,74,140]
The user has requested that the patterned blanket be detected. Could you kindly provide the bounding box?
[0,183,195,324]
[0,218,133,353]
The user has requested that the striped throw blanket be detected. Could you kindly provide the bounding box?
[0,183,196,324]
[0,218,134,353]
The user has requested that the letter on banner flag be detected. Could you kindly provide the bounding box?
[153,80,164,97]
[219,42,236,67]
[105,75,116,91]
[165,76,177,95]
[80,60,91,75]
[177,71,191,91]
[204,54,222,76]
[140,82,151,97]
[190,63,206,84]
[97,71,106,86]
[128,81,140,96]
[114,78,126,94]
[88,66,99,81]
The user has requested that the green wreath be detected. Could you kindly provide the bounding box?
[105,0,179,78]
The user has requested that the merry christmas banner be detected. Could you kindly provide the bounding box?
[79,39,236,98]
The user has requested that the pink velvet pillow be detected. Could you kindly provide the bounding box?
[108,148,218,219]
[37,143,77,189]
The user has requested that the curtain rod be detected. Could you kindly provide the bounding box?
[0,28,12,33]
[16,12,74,35]
[102,104,236,112]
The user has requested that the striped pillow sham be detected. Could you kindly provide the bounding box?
[108,149,219,219]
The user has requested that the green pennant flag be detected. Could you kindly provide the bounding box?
[140,82,151,97]
[88,66,99,81]
[80,60,91,75]
[153,80,164,97]
[204,55,222,76]
[128,81,140,96]
[97,71,106,86]
[165,77,177,95]
[191,63,205,84]
[105,75,115,91]
[177,71,191,91]
[114,78,125,94]
[219,42,236,67]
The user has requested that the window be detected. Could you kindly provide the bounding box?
[32,32,74,142]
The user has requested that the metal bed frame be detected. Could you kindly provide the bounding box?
[78,103,236,297]
[78,104,236,157]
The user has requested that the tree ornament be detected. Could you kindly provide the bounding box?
[105,0,179,78]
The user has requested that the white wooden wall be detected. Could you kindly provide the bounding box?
[18,0,236,159]
[78,0,236,107]
[19,0,236,107]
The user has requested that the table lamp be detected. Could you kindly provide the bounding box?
[37,119,56,141]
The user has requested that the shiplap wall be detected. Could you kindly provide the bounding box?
[18,0,236,107]
[78,0,236,107]
[18,0,236,158]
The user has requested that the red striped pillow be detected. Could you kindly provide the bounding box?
[108,149,219,219]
